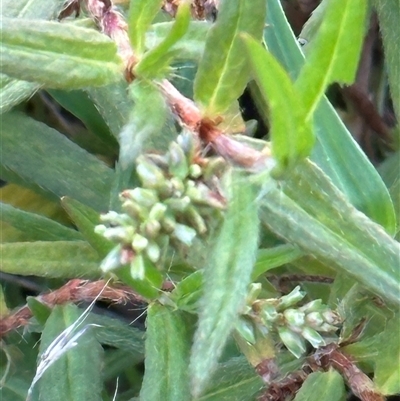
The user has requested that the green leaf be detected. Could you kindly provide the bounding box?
[146,21,210,61]
[258,160,400,305]
[252,244,304,280]
[242,35,314,173]
[199,357,263,401]
[194,0,266,116]
[134,1,191,79]
[295,0,367,119]
[2,0,65,19]
[88,313,145,357]
[128,0,163,56]
[0,17,122,89]
[37,304,103,401]
[61,197,113,257]
[140,304,193,401]
[0,73,40,114]
[86,80,134,139]
[0,0,69,112]
[293,370,346,401]
[170,270,203,312]
[119,80,169,169]
[0,373,30,401]
[0,202,82,241]
[190,171,260,397]
[1,112,114,211]
[374,313,400,395]
[262,0,396,234]
[116,261,163,300]
[0,284,9,318]
[0,241,100,278]
[47,89,118,153]
[27,297,52,326]
[374,0,400,122]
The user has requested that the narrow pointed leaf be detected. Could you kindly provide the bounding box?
[374,0,400,121]
[242,35,313,173]
[199,357,263,401]
[262,0,396,234]
[61,197,113,257]
[1,112,114,211]
[293,370,346,401]
[128,0,163,56]
[0,0,66,111]
[0,241,100,278]
[252,244,304,280]
[258,160,400,305]
[190,171,260,397]
[119,80,169,169]
[194,0,266,116]
[374,313,400,395]
[0,202,82,241]
[0,18,122,89]
[140,304,193,401]
[134,1,190,79]
[295,0,367,118]
[37,304,103,401]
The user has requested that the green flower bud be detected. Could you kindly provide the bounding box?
[173,223,197,246]
[305,311,324,329]
[185,206,207,234]
[143,220,161,238]
[148,202,167,221]
[235,317,256,345]
[301,326,325,348]
[319,322,339,333]
[278,326,306,358]
[176,130,195,159]
[130,254,145,280]
[284,308,305,330]
[103,226,135,243]
[136,156,167,189]
[170,177,185,196]
[277,286,305,311]
[203,157,227,180]
[100,245,123,272]
[260,303,279,325]
[322,310,341,326]
[246,283,262,305]
[299,299,324,313]
[168,141,189,180]
[161,214,176,233]
[121,188,159,208]
[131,233,149,253]
[189,164,202,179]
[164,196,191,213]
[146,241,161,263]
[94,224,107,235]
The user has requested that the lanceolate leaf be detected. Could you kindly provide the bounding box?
[140,304,193,401]
[1,112,114,211]
[374,0,400,122]
[293,370,346,401]
[194,0,266,116]
[0,202,82,241]
[61,197,113,257]
[258,160,400,306]
[128,0,163,56]
[0,241,100,278]
[295,0,367,119]
[262,0,396,234]
[190,171,260,397]
[199,357,263,401]
[119,80,169,169]
[374,313,400,395]
[134,1,191,79]
[0,18,122,89]
[37,304,103,401]
[0,0,67,112]
[242,35,314,173]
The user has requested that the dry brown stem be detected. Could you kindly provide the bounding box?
[0,279,145,339]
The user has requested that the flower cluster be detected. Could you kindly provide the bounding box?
[95,131,227,279]
[236,285,341,359]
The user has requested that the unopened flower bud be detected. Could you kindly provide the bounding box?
[284,308,305,330]
[305,312,324,329]
[168,141,189,179]
[173,223,197,246]
[136,156,166,189]
[131,233,149,253]
[235,317,256,345]
[301,326,325,348]
[277,286,305,311]
[189,164,202,179]
[278,326,306,358]
[146,241,161,263]
[121,188,158,208]
[130,255,145,280]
